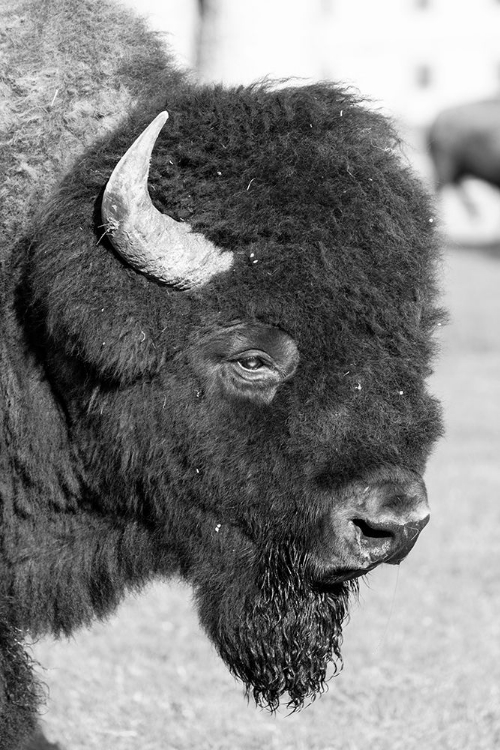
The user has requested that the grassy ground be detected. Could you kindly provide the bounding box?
[29,241,500,749]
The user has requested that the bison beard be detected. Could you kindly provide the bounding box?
[196,542,355,711]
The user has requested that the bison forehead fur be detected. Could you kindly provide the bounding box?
[1,75,444,732]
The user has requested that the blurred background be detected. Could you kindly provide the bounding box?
[28,2,500,749]
[119,0,500,119]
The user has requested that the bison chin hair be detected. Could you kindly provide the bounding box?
[195,543,356,711]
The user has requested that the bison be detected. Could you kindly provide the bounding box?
[428,98,500,213]
[1,23,444,750]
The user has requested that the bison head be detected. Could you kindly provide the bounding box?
[21,83,443,710]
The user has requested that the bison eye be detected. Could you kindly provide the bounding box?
[237,355,265,371]
[191,323,299,404]
[229,350,277,383]
[230,349,275,377]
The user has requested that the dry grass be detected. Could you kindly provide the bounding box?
[28,244,500,749]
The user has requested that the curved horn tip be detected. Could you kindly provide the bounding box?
[135,110,169,144]
[152,110,169,129]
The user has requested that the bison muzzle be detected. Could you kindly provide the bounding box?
[314,467,430,583]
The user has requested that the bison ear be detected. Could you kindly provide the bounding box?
[101,111,234,289]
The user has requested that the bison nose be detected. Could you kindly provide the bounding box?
[313,471,430,583]
[351,511,430,566]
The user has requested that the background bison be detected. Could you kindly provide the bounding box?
[428,98,500,215]
[1,1,444,748]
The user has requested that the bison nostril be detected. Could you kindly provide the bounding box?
[352,518,394,540]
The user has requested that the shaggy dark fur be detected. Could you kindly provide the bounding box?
[1,4,444,747]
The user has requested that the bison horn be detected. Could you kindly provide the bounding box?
[101,111,234,289]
